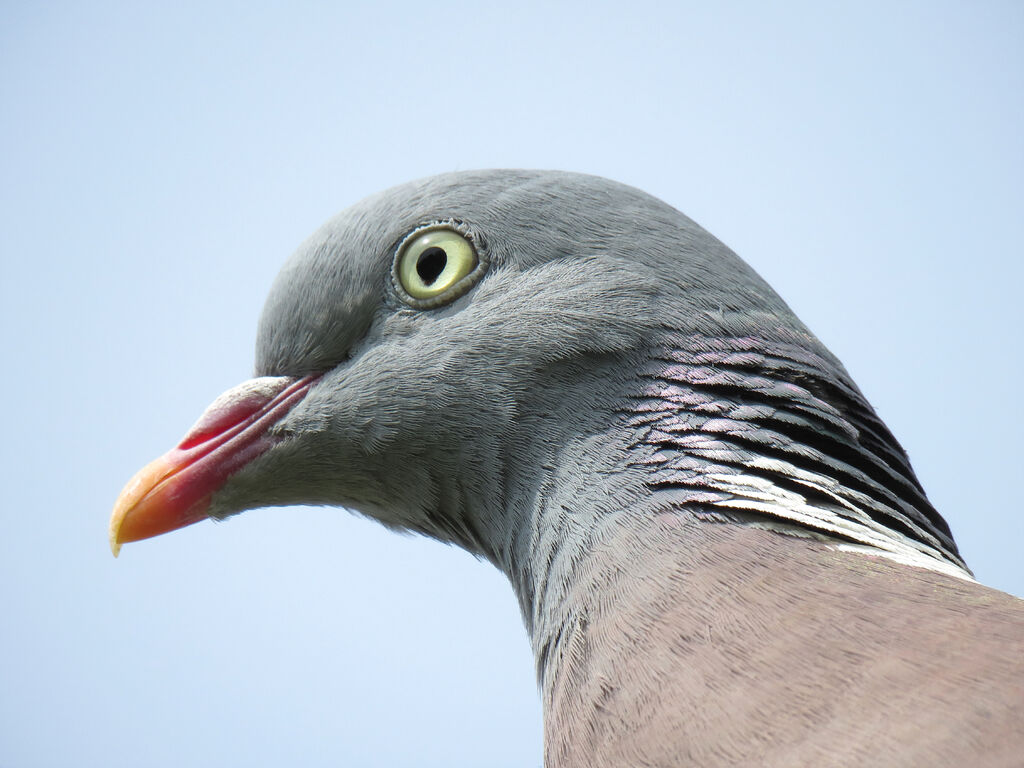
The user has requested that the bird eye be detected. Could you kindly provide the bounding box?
[393,223,486,308]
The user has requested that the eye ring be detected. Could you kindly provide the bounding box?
[391,220,489,309]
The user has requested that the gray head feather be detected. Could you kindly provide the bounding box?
[211,170,966,605]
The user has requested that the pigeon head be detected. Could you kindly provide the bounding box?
[110,170,965,582]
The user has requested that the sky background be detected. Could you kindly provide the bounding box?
[2,2,1022,766]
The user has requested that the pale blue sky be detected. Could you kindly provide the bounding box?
[2,2,1021,766]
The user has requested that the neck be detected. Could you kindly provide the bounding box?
[488,332,970,628]
[459,335,999,765]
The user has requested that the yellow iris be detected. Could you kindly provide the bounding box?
[396,226,479,302]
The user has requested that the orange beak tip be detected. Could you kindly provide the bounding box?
[108,456,177,558]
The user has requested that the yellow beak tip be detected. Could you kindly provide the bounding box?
[108,510,124,557]
[108,456,173,560]
[109,492,130,558]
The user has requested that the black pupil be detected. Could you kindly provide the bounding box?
[416,247,448,285]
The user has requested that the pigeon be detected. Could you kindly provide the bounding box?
[110,170,1024,767]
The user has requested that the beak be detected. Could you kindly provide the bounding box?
[109,374,321,556]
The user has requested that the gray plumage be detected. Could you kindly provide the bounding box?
[204,170,1022,766]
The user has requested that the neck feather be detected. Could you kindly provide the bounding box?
[486,330,969,672]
